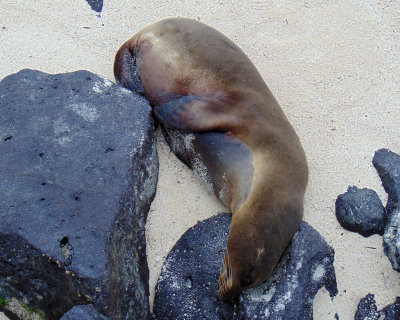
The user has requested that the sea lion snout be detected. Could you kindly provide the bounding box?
[217,248,262,301]
[218,251,238,301]
[114,43,145,95]
[217,223,262,301]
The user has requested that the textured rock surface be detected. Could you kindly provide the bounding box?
[354,293,380,320]
[153,213,337,320]
[60,305,110,320]
[355,294,400,320]
[380,297,400,320]
[85,0,103,12]
[0,69,158,319]
[0,312,13,320]
[372,149,400,272]
[372,149,400,214]
[335,186,386,237]
[0,297,44,320]
[238,221,338,320]
[153,213,235,320]
[383,209,400,272]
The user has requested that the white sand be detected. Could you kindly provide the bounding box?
[1,1,399,319]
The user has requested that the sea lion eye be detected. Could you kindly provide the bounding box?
[257,246,265,259]
[240,276,251,287]
[240,266,254,287]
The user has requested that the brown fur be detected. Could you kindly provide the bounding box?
[114,18,308,301]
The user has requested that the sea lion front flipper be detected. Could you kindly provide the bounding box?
[154,95,236,132]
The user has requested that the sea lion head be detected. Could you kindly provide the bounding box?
[217,201,301,301]
[217,220,271,301]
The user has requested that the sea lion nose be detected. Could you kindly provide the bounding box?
[114,44,145,95]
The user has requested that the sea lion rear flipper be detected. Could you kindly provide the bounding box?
[154,95,236,132]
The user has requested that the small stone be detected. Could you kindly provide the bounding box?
[85,0,103,13]
[60,304,110,320]
[383,209,400,272]
[372,148,400,214]
[355,294,400,320]
[380,296,400,320]
[335,186,386,237]
[354,293,380,320]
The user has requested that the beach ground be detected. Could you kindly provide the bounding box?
[1,1,399,319]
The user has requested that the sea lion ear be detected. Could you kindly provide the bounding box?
[154,95,237,132]
[256,246,265,260]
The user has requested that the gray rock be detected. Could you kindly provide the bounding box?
[355,294,400,320]
[335,186,387,237]
[383,209,400,272]
[60,305,110,320]
[372,149,400,272]
[0,69,158,319]
[372,148,400,214]
[85,0,103,12]
[153,214,337,320]
[354,293,380,320]
[380,296,400,320]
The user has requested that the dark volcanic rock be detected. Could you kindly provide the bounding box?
[154,213,236,320]
[85,0,103,12]
[372,149,400,272]
[383,209,400,272]
[381,296,400,320]
[60,304,110,320]
[335,186,386,237]
[238,222,338,320]
[355,294,400,320]
[153,214,337,320]
[354,293,380,320]
[0,69,158,319]
[373,148,400,214]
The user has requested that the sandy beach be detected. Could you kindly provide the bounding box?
[1,1,399,319]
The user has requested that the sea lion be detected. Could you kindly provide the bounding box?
[114,17,308,301]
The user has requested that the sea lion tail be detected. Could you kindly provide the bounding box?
[114,43,145,95]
